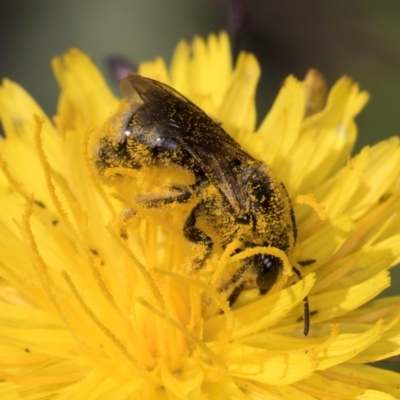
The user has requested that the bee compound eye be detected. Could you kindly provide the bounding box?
[254,254,283,292]
[124,113,140,140]
[124,104,151,140]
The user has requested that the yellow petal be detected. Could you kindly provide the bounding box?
[312,238,400,294]
[138,56,170,85]
[322,363,400,398]
[293,371,363,398]
[0,80,61,167]
[217,52,260,139]
[204,273,315,341]
[160,358,203,398]
[316,320,383,370]
[189,33,232,105]
[275,271,390,333]
[257,76,305,166]
[360,390,398,400]
[204,31,232,105]
[51,48,118,131]
[169,39,191,94]
[284,77,369,195]
[0,81,63,206]
[297,214,353,266]
[220,343,315,385]
[303,69,328,118]
[351,323,400,363]
[320,146,371,220]
[203,377,249,400]
[258,383,317,400]
[338,296,400,327]
[346,137,400,219]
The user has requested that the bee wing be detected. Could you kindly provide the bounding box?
[121,74,250,212]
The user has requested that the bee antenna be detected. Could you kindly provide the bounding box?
[291,266,310,336]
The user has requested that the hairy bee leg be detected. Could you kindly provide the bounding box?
[136,187,193,208]
[122,208,137,221]
[117,208,137,239]
[292,266,310,336]
[227,284,244,306]
[119,189,193,239]
[219,263,250,305]
[183,201,213,270]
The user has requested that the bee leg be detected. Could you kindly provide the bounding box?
[119,188,193,239]
[227,284,244,306]
[219,263,249,305]
[183,201,213,269]
[136,186,193,208]
[119,208,137,239]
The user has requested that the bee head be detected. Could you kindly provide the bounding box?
[95,100,184,177]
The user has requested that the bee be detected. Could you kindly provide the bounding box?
[96,74,310,335]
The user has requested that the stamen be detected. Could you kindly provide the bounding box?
[32,115,78,239]
[295,194,327,221]
[107,224,166,312]
[62,271,153,379]
[136,297,227,374]
[0,258,46,307]
[0,155,29,201]
[110,192,182,237]
[80,217,155,365]
[20,199,87,354]
[0,368,88,385]
[81,215,116,307]
[210,239,242,287]
[154,268,234,352]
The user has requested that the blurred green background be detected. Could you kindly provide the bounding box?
[2,0,400,150]
[1,0,400,370]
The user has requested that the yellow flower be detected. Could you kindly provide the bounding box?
[1,31,400,399]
